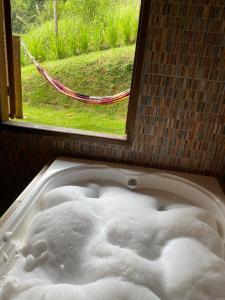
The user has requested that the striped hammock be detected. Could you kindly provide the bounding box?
[22,41,130,105]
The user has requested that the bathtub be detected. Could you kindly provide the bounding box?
[1,156,225,280]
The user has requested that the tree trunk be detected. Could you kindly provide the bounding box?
[53,0,58,38]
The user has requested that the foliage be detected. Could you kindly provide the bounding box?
[119,5,137,44]
[106,17,119,48]
[77,26,89,53]
[38,0,113,23]
[11,0,44,33]
[20,0,139,64]
[91,22,105,51]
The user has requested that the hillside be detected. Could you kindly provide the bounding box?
[21,45,135,134]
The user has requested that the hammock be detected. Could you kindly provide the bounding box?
[21,41,130,105]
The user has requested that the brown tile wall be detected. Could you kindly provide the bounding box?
[0,0,225,213]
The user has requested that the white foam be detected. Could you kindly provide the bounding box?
[1,184,225,300]
[3,232,13,243]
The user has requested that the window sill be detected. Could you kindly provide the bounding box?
[1,120,131,146]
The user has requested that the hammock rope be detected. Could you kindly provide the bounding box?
[21,40,130,105]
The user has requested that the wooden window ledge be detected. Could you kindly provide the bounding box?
[1,120,130,145]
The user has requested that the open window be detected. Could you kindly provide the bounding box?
[0,0,150,141]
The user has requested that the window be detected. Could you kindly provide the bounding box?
[0,0,150,143]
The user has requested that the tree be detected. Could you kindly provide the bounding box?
[11,0,45,33]
[53,0,58,38]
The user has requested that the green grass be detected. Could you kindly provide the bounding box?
[21,103,126,134]
[20,45,135,134]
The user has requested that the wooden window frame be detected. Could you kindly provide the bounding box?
[0,0,150,145]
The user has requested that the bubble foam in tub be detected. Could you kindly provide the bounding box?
[1,181,225,300]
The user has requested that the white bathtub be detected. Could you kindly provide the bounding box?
[1,157,225,279]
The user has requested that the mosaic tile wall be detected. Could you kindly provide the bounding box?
[0,0,225,212]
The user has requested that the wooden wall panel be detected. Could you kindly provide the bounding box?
[0,0,225,213]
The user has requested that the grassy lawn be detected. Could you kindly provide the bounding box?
[19,45,135,134]
[21,103,126,134]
